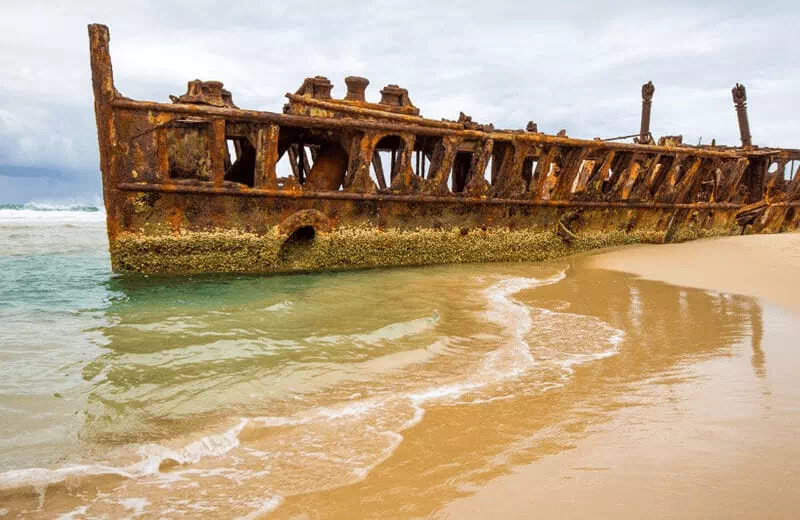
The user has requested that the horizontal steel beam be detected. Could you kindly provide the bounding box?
[117,181,760,209]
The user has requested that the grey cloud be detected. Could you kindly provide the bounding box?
[1,0,798,202]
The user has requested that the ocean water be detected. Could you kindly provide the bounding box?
[0,203,797,518]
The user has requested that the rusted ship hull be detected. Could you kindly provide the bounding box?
[89,25,800,275]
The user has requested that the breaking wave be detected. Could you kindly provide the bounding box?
[0,203,105,227]
[0,203,101,212]
[0,270,625,517]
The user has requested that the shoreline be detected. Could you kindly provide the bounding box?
[439,232,800,519]
[590,233,800,314]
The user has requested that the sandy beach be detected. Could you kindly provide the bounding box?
[3,220,800,518]
[591,234,800,314]
[440,233,800,519]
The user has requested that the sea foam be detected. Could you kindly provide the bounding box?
[0,269,627,517]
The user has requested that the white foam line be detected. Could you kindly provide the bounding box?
[308,312,439,347]
[236,495,284,520]
[264,301,294,313]
[2,271,589,517]
[0,419,249,492]
[56,505,88,520]
[136,419,248,472]
[119,497,149,517]
[481,272,567,377]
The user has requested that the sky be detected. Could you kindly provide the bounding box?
[1,0,798,204]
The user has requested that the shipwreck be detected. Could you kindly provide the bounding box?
[89,24,800,275]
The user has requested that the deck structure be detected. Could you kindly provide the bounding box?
[89,24,800,275]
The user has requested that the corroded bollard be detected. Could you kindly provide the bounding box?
[344,76,369,102]
[732,83,752,148]
[639,81,655,144]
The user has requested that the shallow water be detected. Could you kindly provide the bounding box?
[1,205,799,518]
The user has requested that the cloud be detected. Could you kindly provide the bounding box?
[1,0,798,202]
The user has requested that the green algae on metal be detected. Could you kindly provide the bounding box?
[110,223,732,275]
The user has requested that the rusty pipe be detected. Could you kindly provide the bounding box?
[732,83,752,148]
[639,81,655,143]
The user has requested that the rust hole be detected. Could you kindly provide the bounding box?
[278,225,316,262]
[287,225,316,243]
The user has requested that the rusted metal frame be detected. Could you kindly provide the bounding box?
[629,153,661,200]
[209,119,226,188]
[284,93,444,128]
[571,154,600,196]
[254,124,279,189]
[646,154,677,199]
[371,151,387,190]
[671,157,707,203]
[492,141,531,198]
[601,133,641,142]
[753,158,770,201]
[88,24,119,239]
[705,159,728,203]
[581,150,616,197]
[714,158,746,202]
[610,155,646,201]
[298,141,306,184]
[739,158,767,203]
[110,99,746,160]
[765,155,789,199]
[389,134,416,192]
[717,158,749,202]
[422,135,462,194]
[489,147,503,184]
[787,159,800,201]
[299,143,312,182]
[344,131,379,193]
[155,127,169,183]
[654,155,688,202]
[117,181,751,209]
[286,144,301,179]
[783,175,800,201]
[531,146,557,200]
[603,151,637,196]
[551,147,588,200]
[695,158,724,203]
[464,138,493,196]
[742,148,800,158]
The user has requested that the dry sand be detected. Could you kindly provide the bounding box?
[590,233,800,314]
[440,233,800,519]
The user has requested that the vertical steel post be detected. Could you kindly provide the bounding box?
[639,81,655,144]
[732,83,752,148]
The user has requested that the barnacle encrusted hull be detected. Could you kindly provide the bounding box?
[113,226,731,275]
[89,24,800,276]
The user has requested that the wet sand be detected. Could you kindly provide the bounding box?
[441,233,800,519]
[591,233,800,314]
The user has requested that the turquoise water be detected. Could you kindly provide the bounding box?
[2,203,795,517]
[0,204,112,470]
